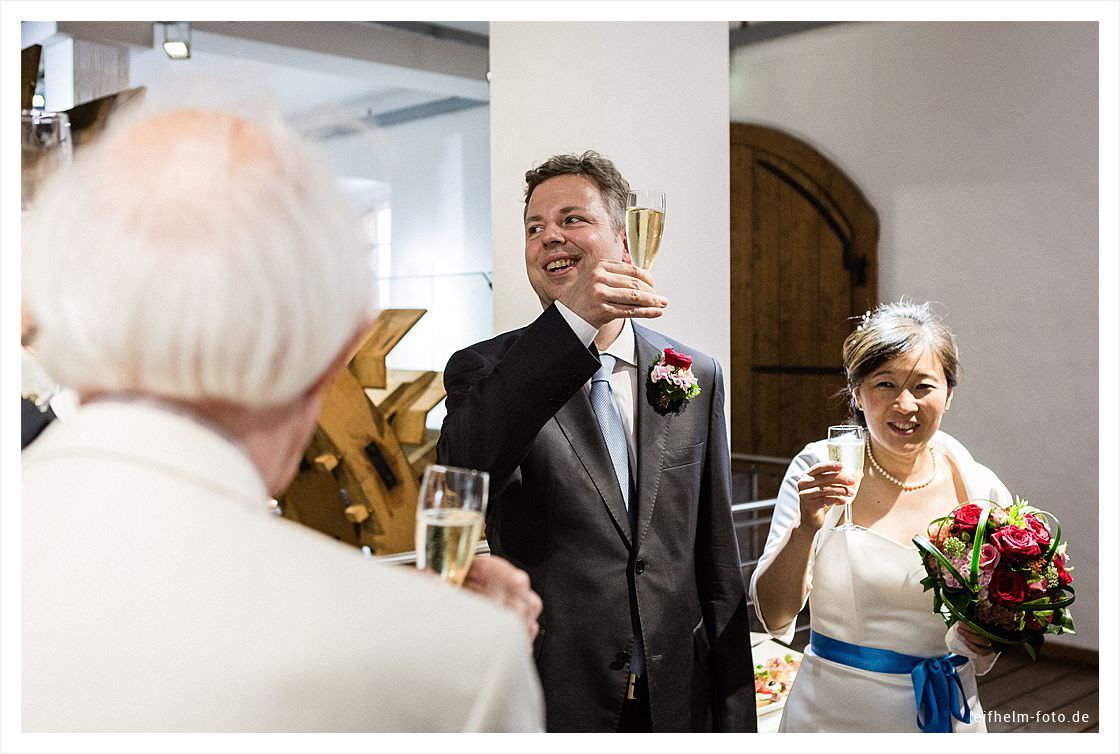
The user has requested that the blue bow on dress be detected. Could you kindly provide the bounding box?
[810,631,971,733]
[910,654,970,732]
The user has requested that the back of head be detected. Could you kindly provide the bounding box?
[23,106,373,409]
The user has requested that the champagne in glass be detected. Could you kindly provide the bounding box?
[827,425,865,531]
[415,464,488,586]
[626,190,665,270]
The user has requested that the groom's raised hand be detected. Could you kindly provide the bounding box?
[558,259,668,329]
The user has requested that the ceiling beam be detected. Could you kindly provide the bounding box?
[45,21,488,88]
[729,22,848,48]
[369,22,489,49]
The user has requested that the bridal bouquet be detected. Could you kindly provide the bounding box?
[913,498,1075,659]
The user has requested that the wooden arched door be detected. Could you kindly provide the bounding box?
[730,123,878,467]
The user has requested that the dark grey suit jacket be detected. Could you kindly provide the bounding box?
[437,305,756,732]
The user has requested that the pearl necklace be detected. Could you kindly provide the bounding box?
[866,439,938,492]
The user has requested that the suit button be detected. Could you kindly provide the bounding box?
[609,651,631,670]
[635,559,646,574]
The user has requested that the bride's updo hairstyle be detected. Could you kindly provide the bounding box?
[840,301,960,427]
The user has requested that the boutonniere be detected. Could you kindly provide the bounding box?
[646,347,701,415]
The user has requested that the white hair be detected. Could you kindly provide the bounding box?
[23,104,375,408]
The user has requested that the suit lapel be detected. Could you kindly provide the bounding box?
[633,326,673,550]
[554,390,633,549]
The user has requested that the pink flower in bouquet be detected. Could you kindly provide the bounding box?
[1023,514,1052,548]
[941,551,973,589]
[953,503,985,533]
[977,543,1001,587]
[988,506,1009,526]
[651,364,672,382]
[662,347,692,369]
[990,525,1041,562]
[989,566,1027,605]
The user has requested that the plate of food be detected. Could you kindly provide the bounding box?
[752,639,803,715]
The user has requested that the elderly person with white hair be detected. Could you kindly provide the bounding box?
[21,107,544,732]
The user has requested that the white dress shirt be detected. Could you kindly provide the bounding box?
[555,302,638,478]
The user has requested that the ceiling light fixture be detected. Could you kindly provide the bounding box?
[156,22,191,60]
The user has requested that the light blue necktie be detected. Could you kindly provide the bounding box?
[589,354,632,512]
[589,354,645,677]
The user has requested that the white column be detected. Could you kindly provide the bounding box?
[41,37,128,111]
[489,23,731,389]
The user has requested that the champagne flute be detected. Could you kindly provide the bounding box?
[827,425,865,531]
[22,110,72,212]
[625,190,665,270]
[415,464,488,586]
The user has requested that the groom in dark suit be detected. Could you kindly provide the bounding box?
[437,152,755,732]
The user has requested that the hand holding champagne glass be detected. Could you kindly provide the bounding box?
[416,464,488,586]
[827,425,865,530]
[625,190,665,271]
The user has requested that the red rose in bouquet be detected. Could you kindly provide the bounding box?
[989,567,1027,605]
[990,525,1041,562]
[1054,555,1073,586]
[952,503,985,533]
[1023,514,1052,548]
[913,497,1076,660]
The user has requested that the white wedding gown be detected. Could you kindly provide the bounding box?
[751,433,1012,734]
[779,526,986,732]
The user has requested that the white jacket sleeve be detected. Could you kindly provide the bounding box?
[462,617,546,732]
[748,441,834,644]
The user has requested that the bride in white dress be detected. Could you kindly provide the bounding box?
[750,302,1011,733]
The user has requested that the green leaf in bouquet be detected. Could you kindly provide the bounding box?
[1016,595,1059,610]
[969,504,992,587]
[1053,607,1076,632]
[913,535,974,594]
[1008,584,1076,612]
[1023,632,1043,661]
[940,594,1022,649]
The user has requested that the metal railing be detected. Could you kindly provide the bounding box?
[731,457,811,646]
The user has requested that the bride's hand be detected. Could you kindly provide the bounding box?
[796,462,859,531]
[953,623,996,656]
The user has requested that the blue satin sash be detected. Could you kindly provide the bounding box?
[809,630,971,733]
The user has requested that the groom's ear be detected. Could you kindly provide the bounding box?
[620,226,631,264]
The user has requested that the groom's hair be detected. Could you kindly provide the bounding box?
[524,151,630,233]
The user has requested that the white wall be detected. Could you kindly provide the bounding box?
[489,23,731,392]
[322,106,492,429]
[732,21,1098,650]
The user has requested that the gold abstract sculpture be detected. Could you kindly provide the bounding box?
[278,309,447,555]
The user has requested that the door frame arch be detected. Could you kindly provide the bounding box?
[730,122,879,461]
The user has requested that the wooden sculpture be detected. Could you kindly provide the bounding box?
[277,309,448,555]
